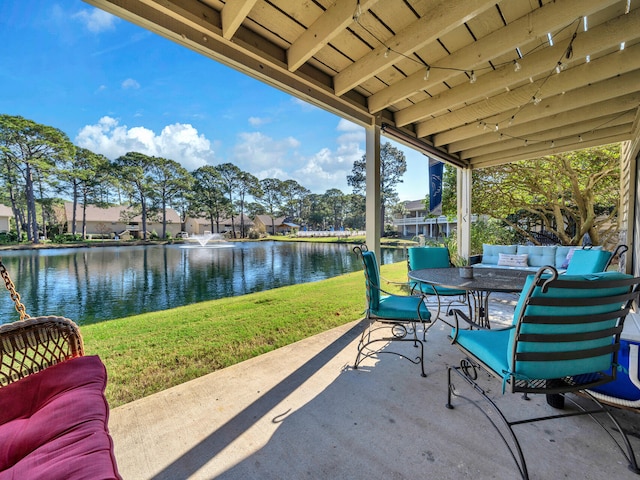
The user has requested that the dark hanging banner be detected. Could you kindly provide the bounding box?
[428,158,443,215]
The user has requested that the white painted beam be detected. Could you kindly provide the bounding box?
[288,0,380,72]
[394,8,640,127]
[334,0,495,96]
[368,0,619,114]
[222,0,258,40]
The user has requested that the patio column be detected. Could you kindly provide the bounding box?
[365,123,381,258]
[457,167,472,260]
[621,140,639,276]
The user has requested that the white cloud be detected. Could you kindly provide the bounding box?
[73,8,117,33]
[75,116,214,171]
[336,118,360,132]
[248,116,271,127]
[232,132,300,173]
[121,78,140,89]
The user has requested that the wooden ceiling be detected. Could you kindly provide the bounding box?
[84,0,640,169]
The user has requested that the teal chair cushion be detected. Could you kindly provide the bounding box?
[453,327,513,379]
[408,247,465,296]
[362,249,431,322]
[374,295,431,321]
[564,249,611,275]
[362,251,381,309]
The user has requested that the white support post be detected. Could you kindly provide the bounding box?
[457,167,472,260]
[365,123,381,259]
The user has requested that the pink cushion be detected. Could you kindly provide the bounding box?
[0,355,120,479]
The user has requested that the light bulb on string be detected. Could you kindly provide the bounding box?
[353,0,362,21]
[532,96,542,105]
[384,47,390,58]
[469,71,477,84]
[423,66,430,81]
[513,60,521,72]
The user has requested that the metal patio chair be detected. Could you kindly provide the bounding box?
[446,265,640,479]
[407,246,471,330]
[564,244,628,275]
[353,245,431,377]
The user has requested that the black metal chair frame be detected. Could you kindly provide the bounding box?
[446,266,640,479]
[353,245,429,377]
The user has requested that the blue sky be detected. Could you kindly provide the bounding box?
[0,0,429,201]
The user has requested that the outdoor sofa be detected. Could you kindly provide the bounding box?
[470,244,609,273]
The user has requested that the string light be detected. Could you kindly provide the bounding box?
[353,0,362,21]
[626,0,631,15]
[353,8,630,150]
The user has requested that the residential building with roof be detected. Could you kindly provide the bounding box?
[253,215,299,235]
[184,214,254,237]
[0,204,13,232]
[64,202,182,238]
[393,199,456,239]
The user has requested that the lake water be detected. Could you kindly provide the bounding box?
[0,242,405,325]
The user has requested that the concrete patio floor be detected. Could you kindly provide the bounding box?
[109,295,640,479]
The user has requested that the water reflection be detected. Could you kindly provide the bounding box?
[0,242,405,325]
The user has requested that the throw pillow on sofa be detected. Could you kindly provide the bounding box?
[497,253,529,268]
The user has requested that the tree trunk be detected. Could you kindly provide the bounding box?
[25,163,38,243]
[161,198,167,239]
[72,183,78,236]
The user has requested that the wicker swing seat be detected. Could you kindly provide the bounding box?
[0,262,121,479]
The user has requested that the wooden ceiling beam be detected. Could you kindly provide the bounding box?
[432,70,640,146]
[221,0,258,40]
[287,0,380,72]
[421,49,640,140]
[471,127,631,169]
[333,0,495,97]
[368,0,618,114]
[461,111,636,159]
[395,8,640,127]
[449,94,640,153]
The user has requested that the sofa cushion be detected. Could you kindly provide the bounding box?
[516,245,556,267]
[0,355,120,480]
[482,244,517,265]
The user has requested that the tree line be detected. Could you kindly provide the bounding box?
[0,114,408,243]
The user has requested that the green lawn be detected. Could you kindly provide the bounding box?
[81,260,409,407]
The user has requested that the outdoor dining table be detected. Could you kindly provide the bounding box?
[407,267,532,329]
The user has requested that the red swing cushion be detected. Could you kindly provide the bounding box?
[0,355,121,479]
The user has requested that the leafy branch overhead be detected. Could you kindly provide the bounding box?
[441,144,620,247]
